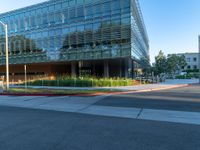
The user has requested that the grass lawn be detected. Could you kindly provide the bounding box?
[6,88,122,95]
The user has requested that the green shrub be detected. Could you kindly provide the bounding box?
[27,76,138,87]
[175,74,193,79]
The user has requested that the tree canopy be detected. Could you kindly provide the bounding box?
[153,51,187,76]
[154,50,167,75]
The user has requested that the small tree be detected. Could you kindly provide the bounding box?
[154,50,167,75]
[177,55,187,72]
[166,54,187,76]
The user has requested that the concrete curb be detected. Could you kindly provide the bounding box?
[0,92,108,97]
[0,84,191,97]
[101,84,190,96]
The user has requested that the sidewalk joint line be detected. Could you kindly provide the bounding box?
[23,97,43,101]
[136,108,143,119]
[77,104,92,112]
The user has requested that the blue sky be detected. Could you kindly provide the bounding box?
[0,0,200,63]
[0,0,46,13]
[140,0,200,62]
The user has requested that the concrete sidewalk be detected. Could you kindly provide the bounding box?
[0,94,200,126]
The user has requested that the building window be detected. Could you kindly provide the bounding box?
[14,23,18,32]
[55,3,62,10]
[30,16,36,28]
[103,2,111,14]
[77,25,84,32]
[63,10,68,23]
[121,0,130,9]
[112,0,121,14]
[94,4,102,17]
[49,5,54,11]
[186,58,190,62]
[9,20,14,32]
[24,17,30,30]
[121,17,130,25]
[193,57,197,62]
[85,23,93,31]
[85,6,93,19]
[194,65,197,69]
[77,0,84,5]
[55,12,62,24]
[42,13,48,25]
[93,22,101,31]
[36,14,41,27]
[0,43,5,55]
[77,6,84,19]
[69,0,76,6]
[48,13,55,25]
[69,8,76,19]
[62,1,68,8]
[20,17,24,30]
[187,65,191,69]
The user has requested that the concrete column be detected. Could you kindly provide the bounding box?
[71,62,76,77]
[104,61,109,78]
[124,59,128,78]
[119,59,122,78]
[92,63,96,76]
[131,60,135,79]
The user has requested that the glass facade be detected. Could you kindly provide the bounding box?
[131,0,149,68]
[0,0,149,69]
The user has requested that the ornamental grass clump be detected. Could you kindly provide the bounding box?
[27,76,135,87]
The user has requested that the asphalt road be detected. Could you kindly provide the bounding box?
[96,84,200,112]
[0,85,200,150]
[0,106,200,150]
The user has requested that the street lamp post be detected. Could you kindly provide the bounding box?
[199,35,200,84]
[0,21,9,90]
[24,65,27,89]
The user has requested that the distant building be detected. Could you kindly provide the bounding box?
[177,53,199,70]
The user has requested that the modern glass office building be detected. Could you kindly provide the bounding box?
[0,0,149,79]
